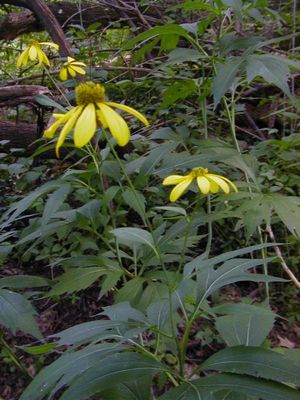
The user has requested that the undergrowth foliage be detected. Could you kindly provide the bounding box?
[0,1,300,399]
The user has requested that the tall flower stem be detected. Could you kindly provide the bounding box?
[104,132,181,363]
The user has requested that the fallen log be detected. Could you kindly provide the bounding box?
[0,0,161,40]
[0,85,50,107]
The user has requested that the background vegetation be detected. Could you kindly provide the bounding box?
[0,1,299,399]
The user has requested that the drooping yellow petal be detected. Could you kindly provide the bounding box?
[196,176,210,194]
[29,45,37,61]
[59,67,68,81]
[70,65,86,75]
[98,103,130,146]
[74,103,97,148]
[52,113,65,120]
[67,57,75,63]
[96,109,106,129]
[206,175,229,194]
[209,179,219,193]
[16,48,29,68]
[44,108,77,138]
[213,175,238,192]
[40,42,59,50]
[169,176,194,202]
[105,102,149,126]
[68,67,77,78]
[162,175,186,186]
[56,106,83,157]
[71,61,87,67]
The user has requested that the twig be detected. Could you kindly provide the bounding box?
[266,225,300,289]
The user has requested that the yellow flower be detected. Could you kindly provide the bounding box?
[163,167,238,202]
[16,41,59,68]
[59,57,86,80]
[44,82,149,157]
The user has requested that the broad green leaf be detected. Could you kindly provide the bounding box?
[112,227,157,254]
[184,243,276,277]
[201,346,300,385]
[160,80,197,109]
[246,55,294,98]
[41,183,71,224]
[0,289,41,338]
[100,376,152,400]
[115,277,146,305]
[20,344,125,400]
[196,257,283,302]
[34,94,67,112]
[101,301,146,323]
[270,194,300,238]
[0,275,50,289]
[47,267,111,296]
[162,48,204,66]
[59,352,167,400]
[140,143,177,176]
[17,220,70,245]
[123,24,188,51]
[159,373,300,400]
[0,181,60,228]
[214,304,275,346]
[122,188,146,224]
[49,320,123,346]
[212,57,244,106]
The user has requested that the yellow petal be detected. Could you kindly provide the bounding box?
[162,175,186,186]
[206,175,229,194]
[52,113,65,120]
[40,42,59,50]
[214,175,238,192]
[56,106,83,157]
[196,176,210,194]
[16,48,29,68]
[169,177,193,202]
[209,179,219,193]
[67,57,75,62]
[98,103,130,146]
[105,102,149,126]
[71,61,87,67]
[59,67,68,81]
[29,45,37,61]
[68,67,76,78]
[70,65,86,75]
[44,108,77,138]
[74,103,97,148]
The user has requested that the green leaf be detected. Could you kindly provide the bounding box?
[47,267,111,296]
[34,94,67,112]
[0,275,51,289]
[122,188,146,224]
[112,227,157,254]
[100,376,152,400]
[160,80,197,109]
[270,194,300,238]
[246,55,294,98]
[20,343,57,355]
[214,303,275,346]
[159,373,300,400]
[201,346,300,385]
[0,289,41,338]
[212,57,244,106]
[50,320,123,346]
[164,48,204,65]
[1,181,60,228]
[123,24,188,51]
[41,183,71,224]
[195,257,282,302]
[115,277,146,305]
[17,220,69,245]
[59,352,167,400]
[20,344,125,400]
